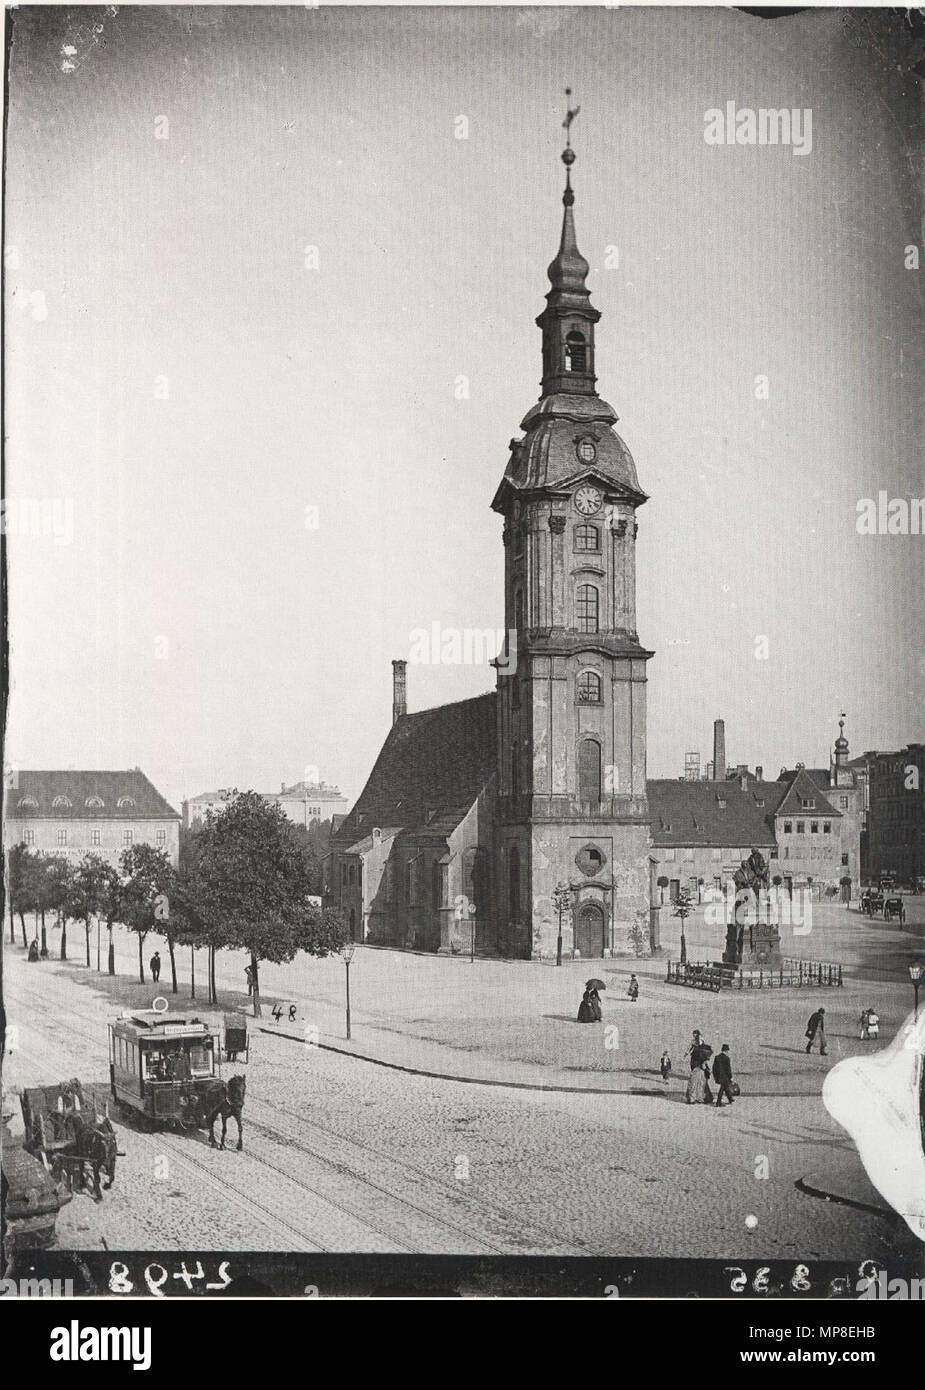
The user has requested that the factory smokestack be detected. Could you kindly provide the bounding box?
[392,659,407,725]
[713,719,726,782]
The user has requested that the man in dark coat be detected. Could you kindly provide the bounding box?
[805,1007,827,1055]
[712,1043,735,1106]
[150,951,161,982]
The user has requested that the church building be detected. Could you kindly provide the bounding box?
[326,128,657,959]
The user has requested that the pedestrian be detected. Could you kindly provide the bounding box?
[577,984,602,1023]
[245,964,254,996]
[712,1043,735,1106]
[150,951,161,982]
[659,1050,672,1083]
[685,1029,712,1071]
[627,974,639,1002]
[686,1056,713,1105]
[805,1007,827,1055]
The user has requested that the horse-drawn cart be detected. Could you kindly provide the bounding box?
[20,1079,117,1202]
[223,1012,249,1063]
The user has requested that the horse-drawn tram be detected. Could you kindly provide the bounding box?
[109,1010,223,1131]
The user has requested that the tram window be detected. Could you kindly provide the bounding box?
[189,1044,213,1076]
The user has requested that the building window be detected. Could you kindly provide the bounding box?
[405,860,413,904]
[576,584,599,634]
[564,330,587,373]
[155,829,166,846]
[841,852,849,866]
[510,746,520,797]
[783,821,792,834]
[52,795,72,809]
[801,799,815,810]
[85,796,104,809]
[823,822,831,835]
[811,821,819,834]
[577,671,602,704]
[711,848,721,861]
[839,796,848,809]
[122,830,133,847]
[57,830,68,846]
[578,738,602,804]
[796,821,805,834]
[341,862,347,886]
[117,797,136,809]
[348,863,356,886]
[574,524,600,553]
[90,831,101,847]
[23,830,34,846]
[514,588,524,633]
[508,846,520,922]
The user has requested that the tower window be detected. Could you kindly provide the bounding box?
[564,330,587,373]
[579,738,602,804]
[574,524,600,553]
[576,584,599,633]
[577,671,602,705]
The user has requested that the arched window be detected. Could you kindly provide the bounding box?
[17,796,38,809]
[85,795,104,809]
[579,738,602,804]
[508,845,520,922]
[564,330,587,373]
[576,584,599,633]
[514,587,524,632]
[117,796,136,809]
[52,795,72,809]
[349,907,356,939]
[511,746,520,796]
[577,671,602,704]
[574,524,600,553]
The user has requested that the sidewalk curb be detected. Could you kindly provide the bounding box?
[258,1027,826,1100]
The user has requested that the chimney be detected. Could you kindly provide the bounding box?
[392,659,407,725]
[281,782,286,794]
[713,719,726,782]
[756,765,763,782]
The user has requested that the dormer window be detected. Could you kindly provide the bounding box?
[52,795,72,809]
[17,796,38,809]
[801,798,815,810]
[117,796,136,809]
[85,795,104,809]
[564,330,587,373]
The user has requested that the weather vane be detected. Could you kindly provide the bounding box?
[562,87,581,148]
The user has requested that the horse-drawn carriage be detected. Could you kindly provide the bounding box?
[109,1010,245,1149]
[19,1079,117,1203]
[861,890,885,917]
[883,896,906,925]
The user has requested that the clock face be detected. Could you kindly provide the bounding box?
[574,485,603,516]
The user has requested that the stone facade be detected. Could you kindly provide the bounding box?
[4,770,180,867]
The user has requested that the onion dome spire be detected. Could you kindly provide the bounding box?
[547,89,590,295]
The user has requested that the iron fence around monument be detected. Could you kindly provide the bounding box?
[666,957,843,990]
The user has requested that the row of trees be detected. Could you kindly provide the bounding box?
[7,791,347,1016]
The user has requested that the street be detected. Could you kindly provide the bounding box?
[3,901,922,1261]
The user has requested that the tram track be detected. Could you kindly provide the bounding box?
[6,972,538,1254]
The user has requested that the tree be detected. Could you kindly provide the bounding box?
[44,855,77,960]
[68,854,120,968]
[120,843,173,985]
[188,791,347,1016]
[7,843,36,946]
[656,874,669,907]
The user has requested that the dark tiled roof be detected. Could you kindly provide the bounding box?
[647,780,777,849]
[5,770,179,820]
[332,694,497,846]
[774,768,841,819]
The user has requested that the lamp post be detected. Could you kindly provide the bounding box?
[673,891,692,966]
[910,962,923,1024]
[342,942,356,1039]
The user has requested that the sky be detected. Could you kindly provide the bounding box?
[4,5,924,810]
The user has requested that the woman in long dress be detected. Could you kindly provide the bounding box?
[686,1060,712,1104]
[577,986,602,1023]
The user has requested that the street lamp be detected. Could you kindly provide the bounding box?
[342,942,356,1039]
[910,962,923,1024]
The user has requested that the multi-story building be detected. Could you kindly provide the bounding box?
[861,744,925,884]
[4,769,180,866]
[183,780,347,831]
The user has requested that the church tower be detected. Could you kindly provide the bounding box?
[491,110,653,959]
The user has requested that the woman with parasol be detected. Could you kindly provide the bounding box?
[578,978,605,1023]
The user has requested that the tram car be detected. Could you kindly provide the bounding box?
[109,1010,224,1131]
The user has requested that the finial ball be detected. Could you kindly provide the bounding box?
[562,147,576,167]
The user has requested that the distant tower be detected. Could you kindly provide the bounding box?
[832,713,851,787]
[713,719,726,781]
[392,659,407,725]
[684,751,700,782]
[491,95,653,959]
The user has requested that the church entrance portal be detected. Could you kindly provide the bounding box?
[576,902,605,958]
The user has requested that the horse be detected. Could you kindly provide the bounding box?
[65,1111,118,1202]
[206,1075,246,1151]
